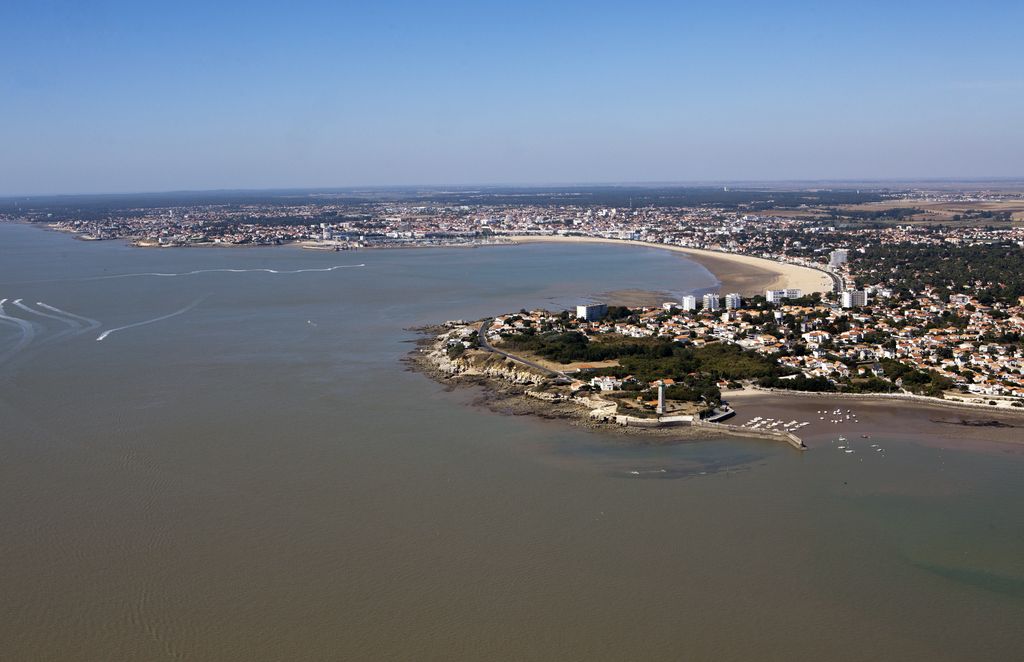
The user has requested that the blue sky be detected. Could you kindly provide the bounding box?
[2,0,1022,194]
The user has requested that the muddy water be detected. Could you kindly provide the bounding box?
[1,223,1022,661]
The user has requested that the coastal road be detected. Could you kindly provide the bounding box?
[477,319,570,382]
[823,267,845,292]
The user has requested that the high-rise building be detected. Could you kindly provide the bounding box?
[703,293,720,311]
[841,290,868,308]
[724,293,742,309]
[576,303,608,321]
[829,249,849,267]
[680,295,697,311]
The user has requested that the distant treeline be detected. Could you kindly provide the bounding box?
[830,207,923,220]
[856,241,1024,303]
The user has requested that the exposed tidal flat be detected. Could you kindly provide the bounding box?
[1,222,1024,661]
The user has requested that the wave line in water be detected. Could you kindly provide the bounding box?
[86,264,365,281]
[0,298,38,362]
[13,299,82,330]
[96,296,208,342]
[11,299,85,346]
[35,302,101,331]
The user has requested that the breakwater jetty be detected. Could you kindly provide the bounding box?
[594,409,806,450]
[692,418,807,450]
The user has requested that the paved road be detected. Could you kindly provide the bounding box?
[477,319,570,381]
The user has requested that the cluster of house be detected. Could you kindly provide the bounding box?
[40,192,1023,279]
[486,285,1024,399]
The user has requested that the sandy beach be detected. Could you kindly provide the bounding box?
[505,235,834,296]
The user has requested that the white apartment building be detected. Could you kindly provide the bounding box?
[841,290,868,308]
[576,303,608,321]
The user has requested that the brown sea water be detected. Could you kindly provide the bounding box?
[1,223,1022,661]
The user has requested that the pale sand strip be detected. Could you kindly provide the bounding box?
[503,235,834,296]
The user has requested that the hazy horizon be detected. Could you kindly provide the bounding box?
[3,1,1022,195]
[6,177,1024,201]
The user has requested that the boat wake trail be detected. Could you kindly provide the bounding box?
[86,264,366,280]
[13,299,81,329]
[96,296,208,342]
[11,299,84,345]
[0,298,38,362]
[35,302,101,332]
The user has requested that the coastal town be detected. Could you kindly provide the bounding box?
[415,260,1024,447]
[9,1,1024,657]
[5,186,1023,411]
[448,275,1024,409]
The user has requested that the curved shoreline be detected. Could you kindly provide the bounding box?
[502,235,834,296]
[37,223,833,296]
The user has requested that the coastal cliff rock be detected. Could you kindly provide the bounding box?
[407,325,764,444]
[421,331,547,385]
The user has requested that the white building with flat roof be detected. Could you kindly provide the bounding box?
[841,290,868,308]
[576,303,608,321]
[703,293,720,311]
[724,293,742,309]
[680,295,697,311]
[766,288,802,304]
